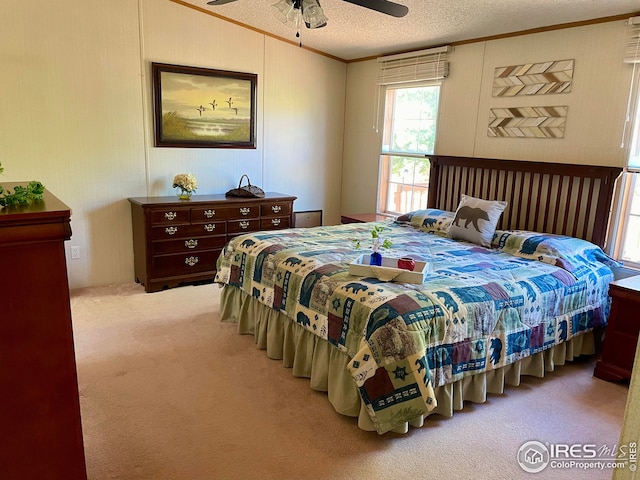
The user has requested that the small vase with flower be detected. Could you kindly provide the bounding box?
[353,225,392,265]
[172,173,198,200]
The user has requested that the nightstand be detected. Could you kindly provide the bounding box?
[340,213,393,224]
[594,275,640,382]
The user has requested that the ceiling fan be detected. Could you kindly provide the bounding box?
[205,0,409,21]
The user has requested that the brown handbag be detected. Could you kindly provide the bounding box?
[225,174,265,198]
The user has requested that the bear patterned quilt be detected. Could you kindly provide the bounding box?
[214,211,618,434]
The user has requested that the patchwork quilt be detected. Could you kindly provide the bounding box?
[214,212,618,434]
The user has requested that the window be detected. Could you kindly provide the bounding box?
[611,16,640,267]
[617,174,640,265]
[378,84,440,214]
[614,90,640,266]
[374,46,450,216]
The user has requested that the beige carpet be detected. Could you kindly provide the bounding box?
[71,282,630,480]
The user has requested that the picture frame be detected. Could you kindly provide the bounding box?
[152,62,257,149]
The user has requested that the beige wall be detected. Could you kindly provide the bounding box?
[342,20,633,214]
[341,60,381,215]
[2,0,146,289]
[460,22,630,163]
[1,2,634,289]
[1,0,346,289]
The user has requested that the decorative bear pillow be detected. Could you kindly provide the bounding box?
[449,195,507,247]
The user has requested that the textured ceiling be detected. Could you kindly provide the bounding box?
[176,0,640,61]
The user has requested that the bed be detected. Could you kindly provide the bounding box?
[214,155,623,434]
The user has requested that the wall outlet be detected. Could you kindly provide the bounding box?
[71,246,80,259]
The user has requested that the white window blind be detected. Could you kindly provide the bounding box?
[376,46,451,85]
[622,17,640,170]
[624,16,640,64]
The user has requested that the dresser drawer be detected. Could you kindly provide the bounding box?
[151,224,188,240]
[230,205,260,219]
[260,217,291,230]
[151,235,227,255]
[228,219,260,234]
[192,205,259,221]
[190,221,227,236]
[151,222,227,240]
[191,206,236,222]
[151,250,219,277]
[150,208,190,225]
[261,202,292,217]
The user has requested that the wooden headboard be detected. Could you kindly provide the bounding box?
[427,155,622,248]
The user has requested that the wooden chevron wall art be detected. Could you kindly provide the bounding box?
[493,59,574,97]
[488,106,568,138]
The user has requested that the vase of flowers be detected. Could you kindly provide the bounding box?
[172,173,197,200]
[353,225,392,265]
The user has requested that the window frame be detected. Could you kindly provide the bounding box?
[377,81,442,215]
[611,48,640,268]
[611,172,640,269]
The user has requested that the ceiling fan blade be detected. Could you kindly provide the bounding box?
[343,0,408,18]
[206,0,239,5]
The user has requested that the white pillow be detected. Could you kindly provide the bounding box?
[449,195,507,247]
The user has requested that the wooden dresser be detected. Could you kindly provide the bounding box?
[0,185,87,480]
[128,192,296,292]
[594,274,640,382]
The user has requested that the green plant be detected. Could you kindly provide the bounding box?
[354,225,392,250]
[0,162,46,207]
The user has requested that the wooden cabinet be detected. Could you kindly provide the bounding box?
[129,193,296,292]
[0,185,87,480]
[594,275,640,382]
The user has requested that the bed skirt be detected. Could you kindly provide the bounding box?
[219,285,595,434]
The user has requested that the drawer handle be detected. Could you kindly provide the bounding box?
[165,226,178,235]
[204,224,216,232]
[185,239,198,249]
[164,212,177,220]
[240,207,251,216]
[271,205,282,213]
[271,218,281,226]
[239,221,250,229]
[185,256,199,267]
[203,209,216,218]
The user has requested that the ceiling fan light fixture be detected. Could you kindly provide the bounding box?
[271,0,297,25]
[271,0,326,30]
[302,0,328,29]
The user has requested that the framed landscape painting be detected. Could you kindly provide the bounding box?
[152,63,257,148]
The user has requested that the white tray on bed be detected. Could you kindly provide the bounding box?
[349,254,428,284]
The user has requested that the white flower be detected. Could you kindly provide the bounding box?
[172,173,198,193]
